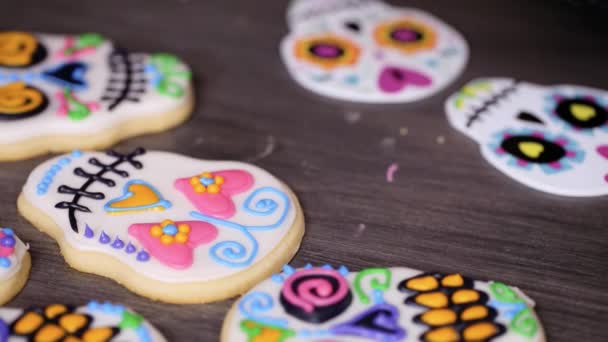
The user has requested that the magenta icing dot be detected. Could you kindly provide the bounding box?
[311,44,342,58]
[391,28,419,42]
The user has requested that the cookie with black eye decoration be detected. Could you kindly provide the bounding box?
[281,0,468,103]
[0,301,166,341]
[221,264,546,342]
[0,228,31,305]
[0,31,193,161]
[446,78,608,197]
[17,148,305,303]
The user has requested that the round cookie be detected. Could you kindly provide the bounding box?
[0,301,166,341]
[0,228,31,305]
[280,0,468,103]
[0,31,193,161]
[18,148,305,304]
[221,264,546,342]
[445,78,608,197]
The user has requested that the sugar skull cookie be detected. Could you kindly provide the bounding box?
[446,78,608,197]
[0,228,31,305]
[0,31,192,161]
[0,301,166,341]
[221,264,546,342]
[17,148,304,303]
[280,0,468,103]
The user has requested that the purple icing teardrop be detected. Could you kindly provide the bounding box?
[111,238,125,249]
[99,231,111,244]
[0,236,15,247]
[125,242,136,254]
[84,225,94,238]
[136,250,150,262]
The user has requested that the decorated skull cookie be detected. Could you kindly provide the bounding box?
[280,0,468,103]
[0,301,166,341]
[0,31,192,161]
[221,265,546,342]
[446,78,608,197]
[0,228,31,305]
[18,148,304,303]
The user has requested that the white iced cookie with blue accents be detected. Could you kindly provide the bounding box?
[0,301,166,341]
[18,148,304,304]
[221,264,546,342]
[0,228,31,305]
[446,78,608,196]
[281,0,468,103]
[0,31,193,161]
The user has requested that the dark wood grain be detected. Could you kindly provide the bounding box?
[1,1,607,341]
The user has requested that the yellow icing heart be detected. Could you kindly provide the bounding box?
[570,103,596,121]
[518,142,544,159]
[110,183,160,208]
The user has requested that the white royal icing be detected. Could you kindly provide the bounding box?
[281,0,468,103]
[446,78,608,197]
[224,265,546,342]
[0,31,191,144]
[21,150,298,283]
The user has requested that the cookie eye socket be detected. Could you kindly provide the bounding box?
[374,18,436,54]
[501,135,566,164]
[0,31,48,68]
[0,82,49,120]
[294,35,360,70]
[555,98,607,129]
[517,111,545,125]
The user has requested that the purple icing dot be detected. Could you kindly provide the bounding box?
[0,236,15,247]
[125,243,136,254]
[111,238,125,249]
[137,251,150,262]
[99,231,111,244]
[84,225,95,238]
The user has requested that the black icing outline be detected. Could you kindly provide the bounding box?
[465,81,520,128]
[101,48,147,111]
[55,148,146,233]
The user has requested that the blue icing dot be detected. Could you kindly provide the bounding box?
[0,257,11,268]
[2,229,13,236]
[71,150,83,157]
[58,157,71,165]
[199,177,214,186]
[162,224,178,236]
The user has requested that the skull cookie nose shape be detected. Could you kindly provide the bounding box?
[378,66,431,93]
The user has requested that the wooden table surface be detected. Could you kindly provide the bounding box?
[2,1,607,341]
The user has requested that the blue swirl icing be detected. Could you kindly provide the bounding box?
[190,187,291,268]
[238,291,287,327]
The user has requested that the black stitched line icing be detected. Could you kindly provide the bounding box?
[55,148,146,233]
[101,49,147,111]
[465,81,520,128]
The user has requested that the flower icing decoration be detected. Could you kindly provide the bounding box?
[374,18,437,54]
[294,35,361,70]
[489,128,585,174]
[174,170,254,219]
[128,219,218,269]
[9,304,118,342]
[0,228,16,268]
[544,92,608,134]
